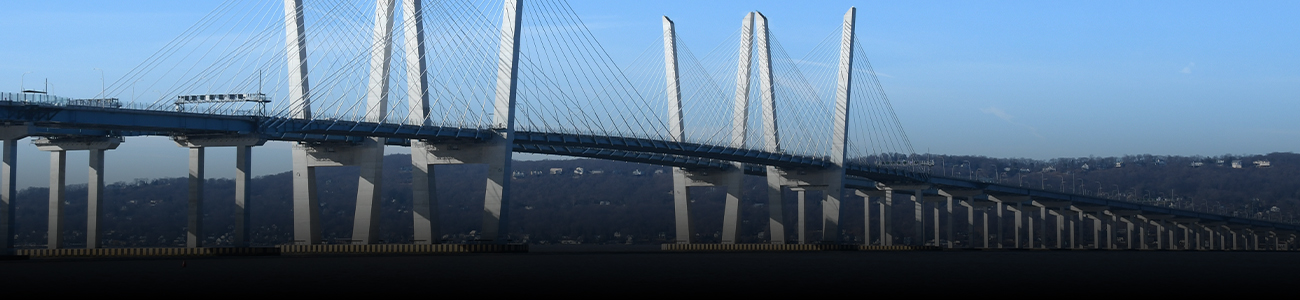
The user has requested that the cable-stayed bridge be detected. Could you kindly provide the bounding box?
[0,0,1293,255]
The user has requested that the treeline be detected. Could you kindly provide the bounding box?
[8,152,1297,247]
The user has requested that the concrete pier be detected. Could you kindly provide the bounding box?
[35,137,121,249]
[187,147,204,248]
[174,135,263,248]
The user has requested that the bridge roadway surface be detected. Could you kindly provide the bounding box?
[1,99,1294,232]
[0,246,1295,296]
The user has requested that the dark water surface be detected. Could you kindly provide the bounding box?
[3,247,1296,296]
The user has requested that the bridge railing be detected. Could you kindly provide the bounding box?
[0,92,76,106]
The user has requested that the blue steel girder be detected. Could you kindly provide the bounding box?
[0,103,257,134]
[925,175,1290,230]
[514,144,734,170]
[845,163,931,183]
[261,118,494,141]
[513,131,829,169]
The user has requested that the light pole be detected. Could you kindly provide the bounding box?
[92,68,105,99]
[964,160,972,180]
[1071,173,1077,193]
[21,71,33,91]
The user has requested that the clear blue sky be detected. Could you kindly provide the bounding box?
[1,0,1296,188]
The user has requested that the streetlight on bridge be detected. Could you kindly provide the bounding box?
[21,71,33,91]
[92,68,105,99]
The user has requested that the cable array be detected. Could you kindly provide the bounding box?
[93,0,918,170]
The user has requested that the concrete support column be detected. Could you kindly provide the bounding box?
[291,146,320,245]
[766,176,785,245]
[823,188,844,243]
[995,201,1004,248]
[1210,227,1219,250]
[1159,222,1170,249]
[1025,206,1034,248]
[913,193,923,245]
[479,141,512,243]
[720,178,742,244]
[1054,209,1064,249]
[1216,227,1223,250]
[1175,223,1185,249]
[233,145,252,247]
[1106,214,1115,249]
[1036,206,1046,248]
[879,190,892,246]
[671,169,692,244]
[0,138,15,252]
[1230,230,1238,250]
[1068,211,1077,248]
[1076,211,1085,249]
[47,150,66,249]
[1013,203,1023,248]
[87,149,104,249]
[965,201,975,248]
[1161,221,1170,250]
[410,143,438,245]
[1125,219,1135,250]
[187,147,204,248]
[1036,206,1046,249]
[1024,205,1034,246]
[932,198,940,247]
[797,190,805,244]
[1091,216,1101,249]
[1217,227,1225,250]
[351,139,384,245]
[1195,227,1203,250]
[1168,224,1178,250]
[944,197,952,248]
[982,206,990,248]
[1139,219,1148,249]
[860,191,871,245]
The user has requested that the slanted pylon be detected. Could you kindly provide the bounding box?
[663,13,752,244]
[410,0,522,244]
[288,0,397,245]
